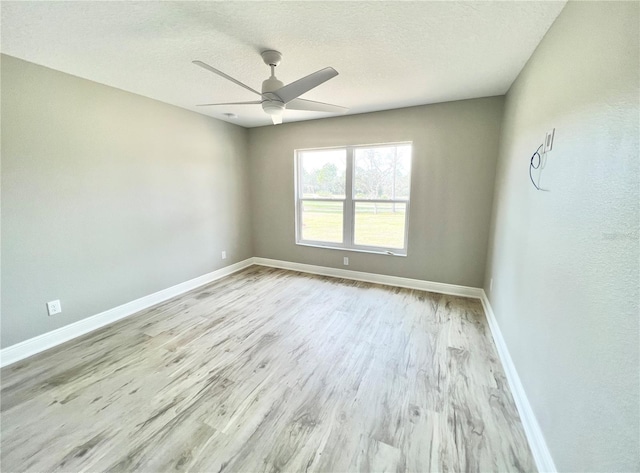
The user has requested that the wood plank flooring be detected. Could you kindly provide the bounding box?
[1,266,535,472]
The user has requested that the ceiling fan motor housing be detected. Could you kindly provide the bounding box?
[262,74,285,115]
[262,76,284,94]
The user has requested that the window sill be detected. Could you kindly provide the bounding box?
[295,242,407,257]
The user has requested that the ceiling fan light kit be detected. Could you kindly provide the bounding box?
[193,50,347,125]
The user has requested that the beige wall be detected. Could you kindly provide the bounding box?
[485,2,639,470]
[1,55,253,348]
[248,98,504,287]
[1,58,502,349]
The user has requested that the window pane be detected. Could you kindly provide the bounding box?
[354,202,406,249]
[354,145,411,200]
[301,200,344,243]
[300,149,347,199]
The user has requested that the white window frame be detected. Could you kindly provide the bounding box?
[295,142,412,256]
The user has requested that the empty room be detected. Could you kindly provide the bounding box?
[1,1,638,472]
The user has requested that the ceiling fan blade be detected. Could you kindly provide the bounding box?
[271,114,283,125]
[271,67,338,103]
[193,60,262,97]
[286,98,348,114]
[197,101,262,107]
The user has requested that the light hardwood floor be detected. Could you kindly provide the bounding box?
[1,266,535,472]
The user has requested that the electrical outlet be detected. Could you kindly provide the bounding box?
[221,251,227,260]
[343,257,349,266]
[544,128,555,153]
[47,300,62,316]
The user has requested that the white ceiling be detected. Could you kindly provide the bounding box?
[1,1,566,128]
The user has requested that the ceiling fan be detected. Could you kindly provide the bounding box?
[193,50,348,125]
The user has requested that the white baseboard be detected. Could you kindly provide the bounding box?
[252,257,484,299]
[479,291,557,473]
[0,258,483,369]
[0,258,254,368]
[0,255,555,473]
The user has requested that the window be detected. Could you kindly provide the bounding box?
[295,143,412,255]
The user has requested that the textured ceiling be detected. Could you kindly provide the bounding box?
[1,1,566,128]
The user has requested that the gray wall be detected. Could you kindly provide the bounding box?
[248,98,503,287]
[1,55,253,348]
[484,2,639,471]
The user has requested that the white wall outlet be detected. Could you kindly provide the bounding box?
[544,128,555,153]
[343,257,349,266]
[221,251,227,260]
[489,278,494,292]
[47,300,62,316]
